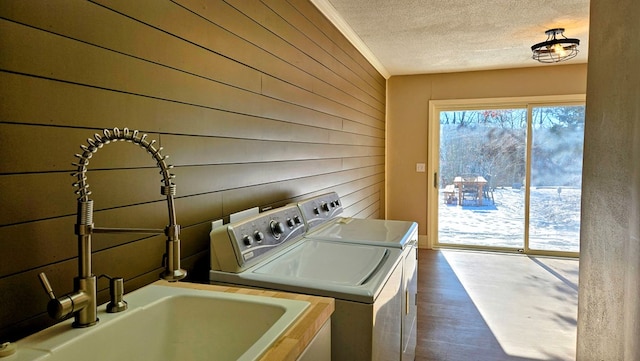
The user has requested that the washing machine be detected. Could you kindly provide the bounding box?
[295,192,418,361]
[209,204,405,361]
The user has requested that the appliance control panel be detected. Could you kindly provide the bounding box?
[296,192,343,231]
[210,205,306,272]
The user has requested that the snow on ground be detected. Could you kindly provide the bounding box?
[438,187,581,252]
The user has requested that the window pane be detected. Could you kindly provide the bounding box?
[528,105,584,252]
[438,109,527,249]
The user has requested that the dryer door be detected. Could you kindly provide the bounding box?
[308,218,417,248]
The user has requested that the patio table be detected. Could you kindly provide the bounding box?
[453,176,487,206]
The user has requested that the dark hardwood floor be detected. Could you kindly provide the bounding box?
[415,249,579,361]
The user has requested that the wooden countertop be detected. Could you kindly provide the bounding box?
[153,280,334,361]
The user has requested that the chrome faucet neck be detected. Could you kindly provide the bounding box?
[39,128,186,328]
[71,127,186,282]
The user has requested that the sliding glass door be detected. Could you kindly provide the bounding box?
[430,97,584,256]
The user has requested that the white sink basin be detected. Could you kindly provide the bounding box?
[14,284,309,361]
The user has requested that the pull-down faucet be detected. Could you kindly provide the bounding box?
[38,127,187,328]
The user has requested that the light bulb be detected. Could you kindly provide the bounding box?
[552,43,567,57]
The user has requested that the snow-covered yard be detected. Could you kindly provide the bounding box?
[438,187,581,253]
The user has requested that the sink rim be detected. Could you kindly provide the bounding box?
[15,284,310,361]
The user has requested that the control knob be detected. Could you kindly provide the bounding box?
[321,202,330,212]
[254,231,265,243]
[270,221,285,237]
[242,235,253,246]
[286,218,295,228]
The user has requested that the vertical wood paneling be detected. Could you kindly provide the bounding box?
[0,0,385,341]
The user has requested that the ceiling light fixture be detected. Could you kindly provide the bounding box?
[531,28,580,63]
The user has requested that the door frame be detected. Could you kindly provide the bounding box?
[427,94,585,257]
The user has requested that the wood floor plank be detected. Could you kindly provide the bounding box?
[416,249,578,361]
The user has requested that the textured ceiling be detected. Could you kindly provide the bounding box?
[311,0,590,77]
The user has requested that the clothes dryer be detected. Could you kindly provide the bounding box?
[296,192,419,361]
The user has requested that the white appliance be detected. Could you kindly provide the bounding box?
[295,192,418,361]
[210,204,405,361]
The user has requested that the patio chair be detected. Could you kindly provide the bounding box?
[443,184,457,204]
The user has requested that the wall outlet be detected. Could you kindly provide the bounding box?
[416,163,426,172]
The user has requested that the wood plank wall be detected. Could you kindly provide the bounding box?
[0,0,386,341]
